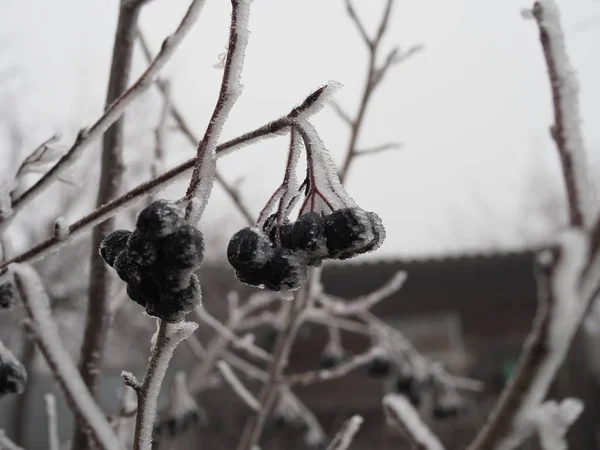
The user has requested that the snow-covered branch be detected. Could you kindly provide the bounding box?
[326,415,364,450]
[216,360,261,411]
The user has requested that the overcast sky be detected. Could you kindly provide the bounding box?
[1,0,599,259]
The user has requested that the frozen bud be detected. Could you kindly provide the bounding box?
[227,227,274,271]
[162,224,204,269]
[366,355,392,377]
[0,282,18,310]
[99,229,132,267]
[151,274,202,323]
[324,208,377,259]
[127,229,158,267]
[291,212,328,260]
[114,250,143,285]
[136,199,183,239]
[264,248,308,292]
[0,341,27,398]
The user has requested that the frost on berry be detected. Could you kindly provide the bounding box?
[227,227,274,271]
[291,212,328,262]
[99,229,132,267]
[0,342,27,398]
[127,229,158,267]
[153,267,195,292]
[114,251,142,285]
[264,248,308,292]
[234,268,265,288]
[162,224,205,269]
[263,215,294,249]
[0,282,18,310]
[154,274,202,323]
[324,208,377,259]
[136,199,183,239]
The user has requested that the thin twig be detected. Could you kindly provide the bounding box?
[12,264,122,450]
[216,360,261,411]
[137,29,255,224]
[326,415,364,450]
[44,394,60,450]
[75,4,146,448]
[0,84,334,271]
[1,0,208,234]
[184,0,252,223]
[0,430,25,450]
[356,142,402,157]
[131,320,198,450]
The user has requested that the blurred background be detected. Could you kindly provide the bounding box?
[1,0,600,448]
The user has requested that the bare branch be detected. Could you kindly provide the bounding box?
[216,361,261,411]
[383,394,445,450]
[344,0,373,48]
[0,430,25,450]
[326,415,364,450]
[330,100,353,126]
[12,264,122,450]
[1,0,208,233]
[356,141,402,157]
[44,394,60,450]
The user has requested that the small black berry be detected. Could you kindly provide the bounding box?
[319,349,349,370]
[263,248,308,292]
[0,282,17,310]
[99,230,132,267]
[114,250,143,285]
[152,274,202,323]
[162,224,204,270]
[127,229,158,267]
[136,200,183,239]
[324,208,376,259]
[234,268,265,288]
[264,215,294,248]
[366,355,392,377]
[291,212,328,260]
[227,227,274,271]
[0,347,27,398]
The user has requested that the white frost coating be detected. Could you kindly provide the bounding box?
[536,0,595,225]
[383,394,445,450]
[52,217,69,241]
[528,399,583,450]
[294,119,357,214]
[0,181,14,220]
[133,320,198,450]
[276,128,303,220]
[166,372,201,420]
[216,360,260,411]
[495,229,589,450]
[11,263,123,450]
[294,81,343,122]
[0,429,25,450]
[187,0,253,223]
[326,415,364,450]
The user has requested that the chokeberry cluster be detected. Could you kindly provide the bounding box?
[99,200,204,323]
[227,207,385,291]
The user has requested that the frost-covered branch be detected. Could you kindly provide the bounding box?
[12,264,122,450]
[184,0,252,223]
[0,84,336,271]
[326,415,364,450]
[44,394,60,450]
[532,0,594,226]
[131,320,198,450]
[216,360,261,411]
[0,430,25,450]
[383,394,445,450]
[2,0,208,233]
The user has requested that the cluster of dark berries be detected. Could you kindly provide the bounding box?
[0,282,17,310]
[0,343,27,398]
[227,207,385,291]
[99,200,204,323]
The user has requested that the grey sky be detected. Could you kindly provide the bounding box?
[0,0,599,259]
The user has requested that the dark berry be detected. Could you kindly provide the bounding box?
[394,371,414,395]
[319,349,349,370]
[151,274,202,322]
[234,268,265,288]
[366,356,392,377]
[136,200,183,239]
[126,283,152,308]
[162,224,204,270]
[324,208,376,259]
[263,248,308,292]
[291,212,328,259]
[362,212,386,253]
[114,251,143,285]
[0,347,27,398]
[0,282,17,310]
[127,229,158,267]
[227,227,274,271]
[264,215,294,248]
[99,230,132,267]
[152,267,195,292]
